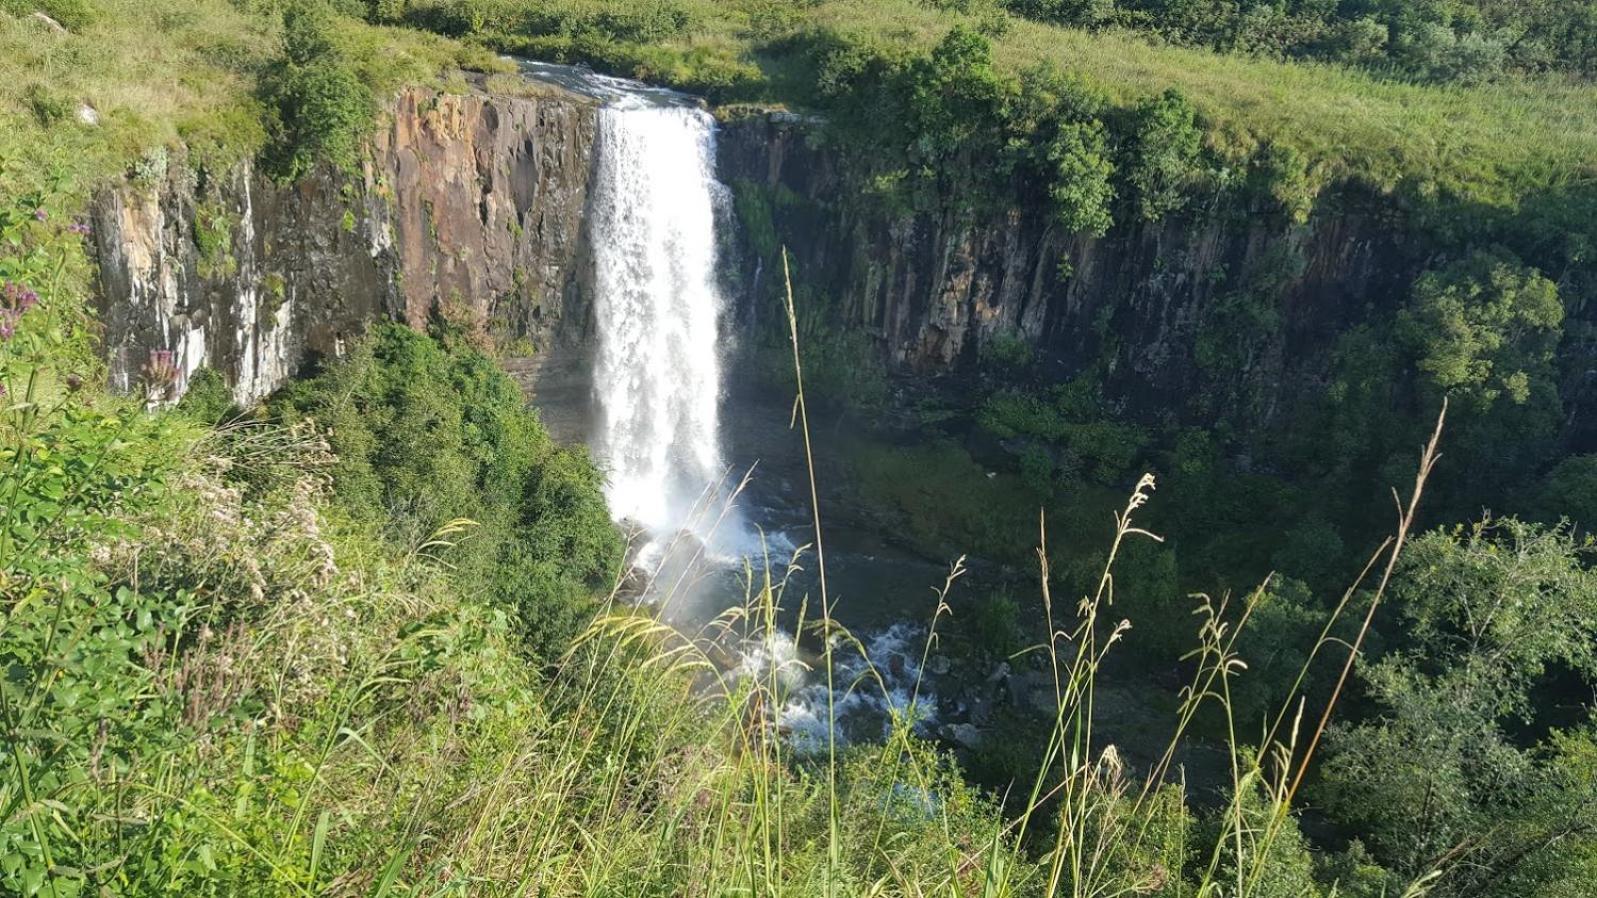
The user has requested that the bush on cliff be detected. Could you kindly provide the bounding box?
[270,322,622,661]
[260,0,377,179]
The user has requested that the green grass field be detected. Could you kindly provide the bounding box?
[5,0,1594,204]
[454,0,1597,202]
[0,0,493,193]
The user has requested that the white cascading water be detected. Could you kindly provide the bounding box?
[589,101,744,565]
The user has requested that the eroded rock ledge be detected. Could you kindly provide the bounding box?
[92,82,599,405]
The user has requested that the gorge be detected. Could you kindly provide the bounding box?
[81,57,1596,750]
[12,2,1597,892]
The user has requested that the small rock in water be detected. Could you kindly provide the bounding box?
[1006,674,1030,707]
[928,655,951,676]
[940,722,982,749]
[888,653,907,679]
[985,661,1010,684]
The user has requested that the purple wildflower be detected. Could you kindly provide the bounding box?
[33,209,47,223]
[68,221,92,237]
[0,308,18,341]
[145,349,181,390]
[1,281,37,313]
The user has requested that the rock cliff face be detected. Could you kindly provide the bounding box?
[716,113,1418,430]
[92,80,1421,435]
[92,84,598,405]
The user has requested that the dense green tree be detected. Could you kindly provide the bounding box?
[1005,65,1117,234]
[1003,0,1116,27]
[260,0,377,178]
[1042,120,1117,235]
[903,26,1015,203]
[1229,576,1329,731]
[1212,776,1328,898]
[1532,455,1597,532]
[1396,250,1564,498]
[1120,89,1203,223]
[1319,518,1597,896]
[1398,252,1563,411]
[996,0,1597,81]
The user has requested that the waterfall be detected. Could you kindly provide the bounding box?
[589,102,742,564]
[569,71,932,743]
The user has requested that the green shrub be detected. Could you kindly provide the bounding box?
[967,591,1024,661]
[193,199,238,278]
[1398,248,1564,413]
[177,366,239,423]
[271,322,621,660]
[260,0,377,179]
[1,0,98,29]
[978,379,1148,485]
[1248,141,1319,224]
[1270,516,1345,593]
[979,330,1036,372]
[1042,118,1116,235]
[1121,88,1203,223]
[1319,518,1597,896]
[1004,0,1114,27]
[1228,576,1327,729]
[1533,454,1597,531]
[23,83,71,127]
[1081,535,1182,661]
[363,0,408,22]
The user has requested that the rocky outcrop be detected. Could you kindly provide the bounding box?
[373,89,597,338]
[92,83,598,405]
[717,112,1417,431]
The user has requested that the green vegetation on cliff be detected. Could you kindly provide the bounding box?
[376,0,1597,201]
[0,0,501,195]
[267,323,622,662]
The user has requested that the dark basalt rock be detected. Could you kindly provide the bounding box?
[714,110,1419,435]
[91,80,1435,442]
[92,82,600,406]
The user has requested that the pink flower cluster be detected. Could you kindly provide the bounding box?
[145,348,182,391]
[1,279,40,341]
